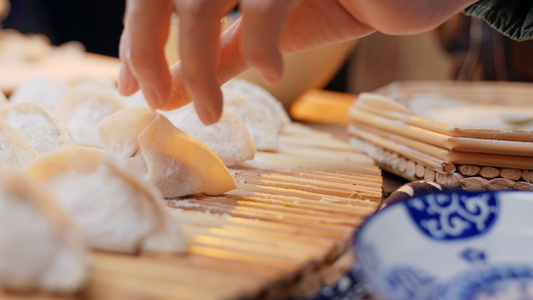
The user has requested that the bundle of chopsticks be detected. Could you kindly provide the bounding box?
[347,81,533,191]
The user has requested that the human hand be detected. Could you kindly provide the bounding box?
[0,0,10,21]
[119,0,477,125]
[119,0,305,125]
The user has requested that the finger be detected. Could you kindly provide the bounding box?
[240,0,300,85]
[165,17,248,112]
[175,0,238,125]
[118,34,140,96]
[121,0,173,109]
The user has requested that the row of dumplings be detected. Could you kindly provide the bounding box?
[0,76,291,294]
[3,76,290,195]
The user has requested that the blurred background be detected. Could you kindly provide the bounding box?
[2,0,533,109]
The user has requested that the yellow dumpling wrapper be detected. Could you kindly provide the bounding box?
[4,102,72,155]
[98,107,236,198]
[0,119,38,169]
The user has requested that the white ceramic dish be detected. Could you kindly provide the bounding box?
[355,190,533,300]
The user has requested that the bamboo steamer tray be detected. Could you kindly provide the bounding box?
[4,122,382,300]
[348,80,533,191]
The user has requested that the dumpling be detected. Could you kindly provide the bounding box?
[26,145,186,254]
[222,78,291,126]
[119,90,150,108]
[54,88,125,147]
[4,102,72,155]
[0,169,89,294]
[66,75,117,92]
[163,104,255,166]
[0,119,38,169]
[98,107,236,198]
[9,76,69,112]
[222,90,280,151]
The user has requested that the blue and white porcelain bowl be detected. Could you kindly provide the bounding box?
[355,190,533,300]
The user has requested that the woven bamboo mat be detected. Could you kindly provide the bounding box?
[348,81,533,191]
[4,122,382,300]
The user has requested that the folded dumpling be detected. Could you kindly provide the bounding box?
[222,90,280,151]
[4,102,72,155]
[9,76,69,112]
[54,88,125,147]
[163,104,255,166]
[0,119,38,169]
[222,78,291,126]
[0,169,89,294]
[26,145,186,254]
[98,107,236,198]
[66,75,117,92]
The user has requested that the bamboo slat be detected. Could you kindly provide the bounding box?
[6,122,382,300]
[348,81,533,192]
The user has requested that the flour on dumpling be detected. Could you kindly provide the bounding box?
[27,145,186,254]
[119,90,150,108]
[223,90,280,151]
[0,169,89,294]
[99,108,236,198]
[163,104,255,166]
[67,76,117,93]
[55,88,125,147]
[5,102,72,155]
[0,119,38,169]
[9,76,69,112]
[222,78,291,126]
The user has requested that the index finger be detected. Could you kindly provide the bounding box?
[175,0,238,125]
[121,0,174,109]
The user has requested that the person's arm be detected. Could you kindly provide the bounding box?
[119,0,479,124]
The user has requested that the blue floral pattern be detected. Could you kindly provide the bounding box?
[405,192,499,240]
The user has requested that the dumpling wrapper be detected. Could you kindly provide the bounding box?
[163,104,255,166]
[98,107,236,198]
[222,78,291,126]
[66,75,117,92]
[55,88,125,147]
[222,90,280,151]
[9,76,69,112]
[0,119,38,169]
[0,169,89,293]
[119,90,150,108]
[27,145,186,254]
[4,102,72,155]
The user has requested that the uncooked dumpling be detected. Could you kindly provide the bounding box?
[163,104,255,166]
[0,168,89,294]
[27,145,186,254]
[0,119,38,169]
[119,90,150,108]
[54,88,125,147]
[98,107,236,198]
[222,78,291,126]
[67,75,117,92]
[9,76,69,111]
[4,102,72,155]
[223,90,280,151]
